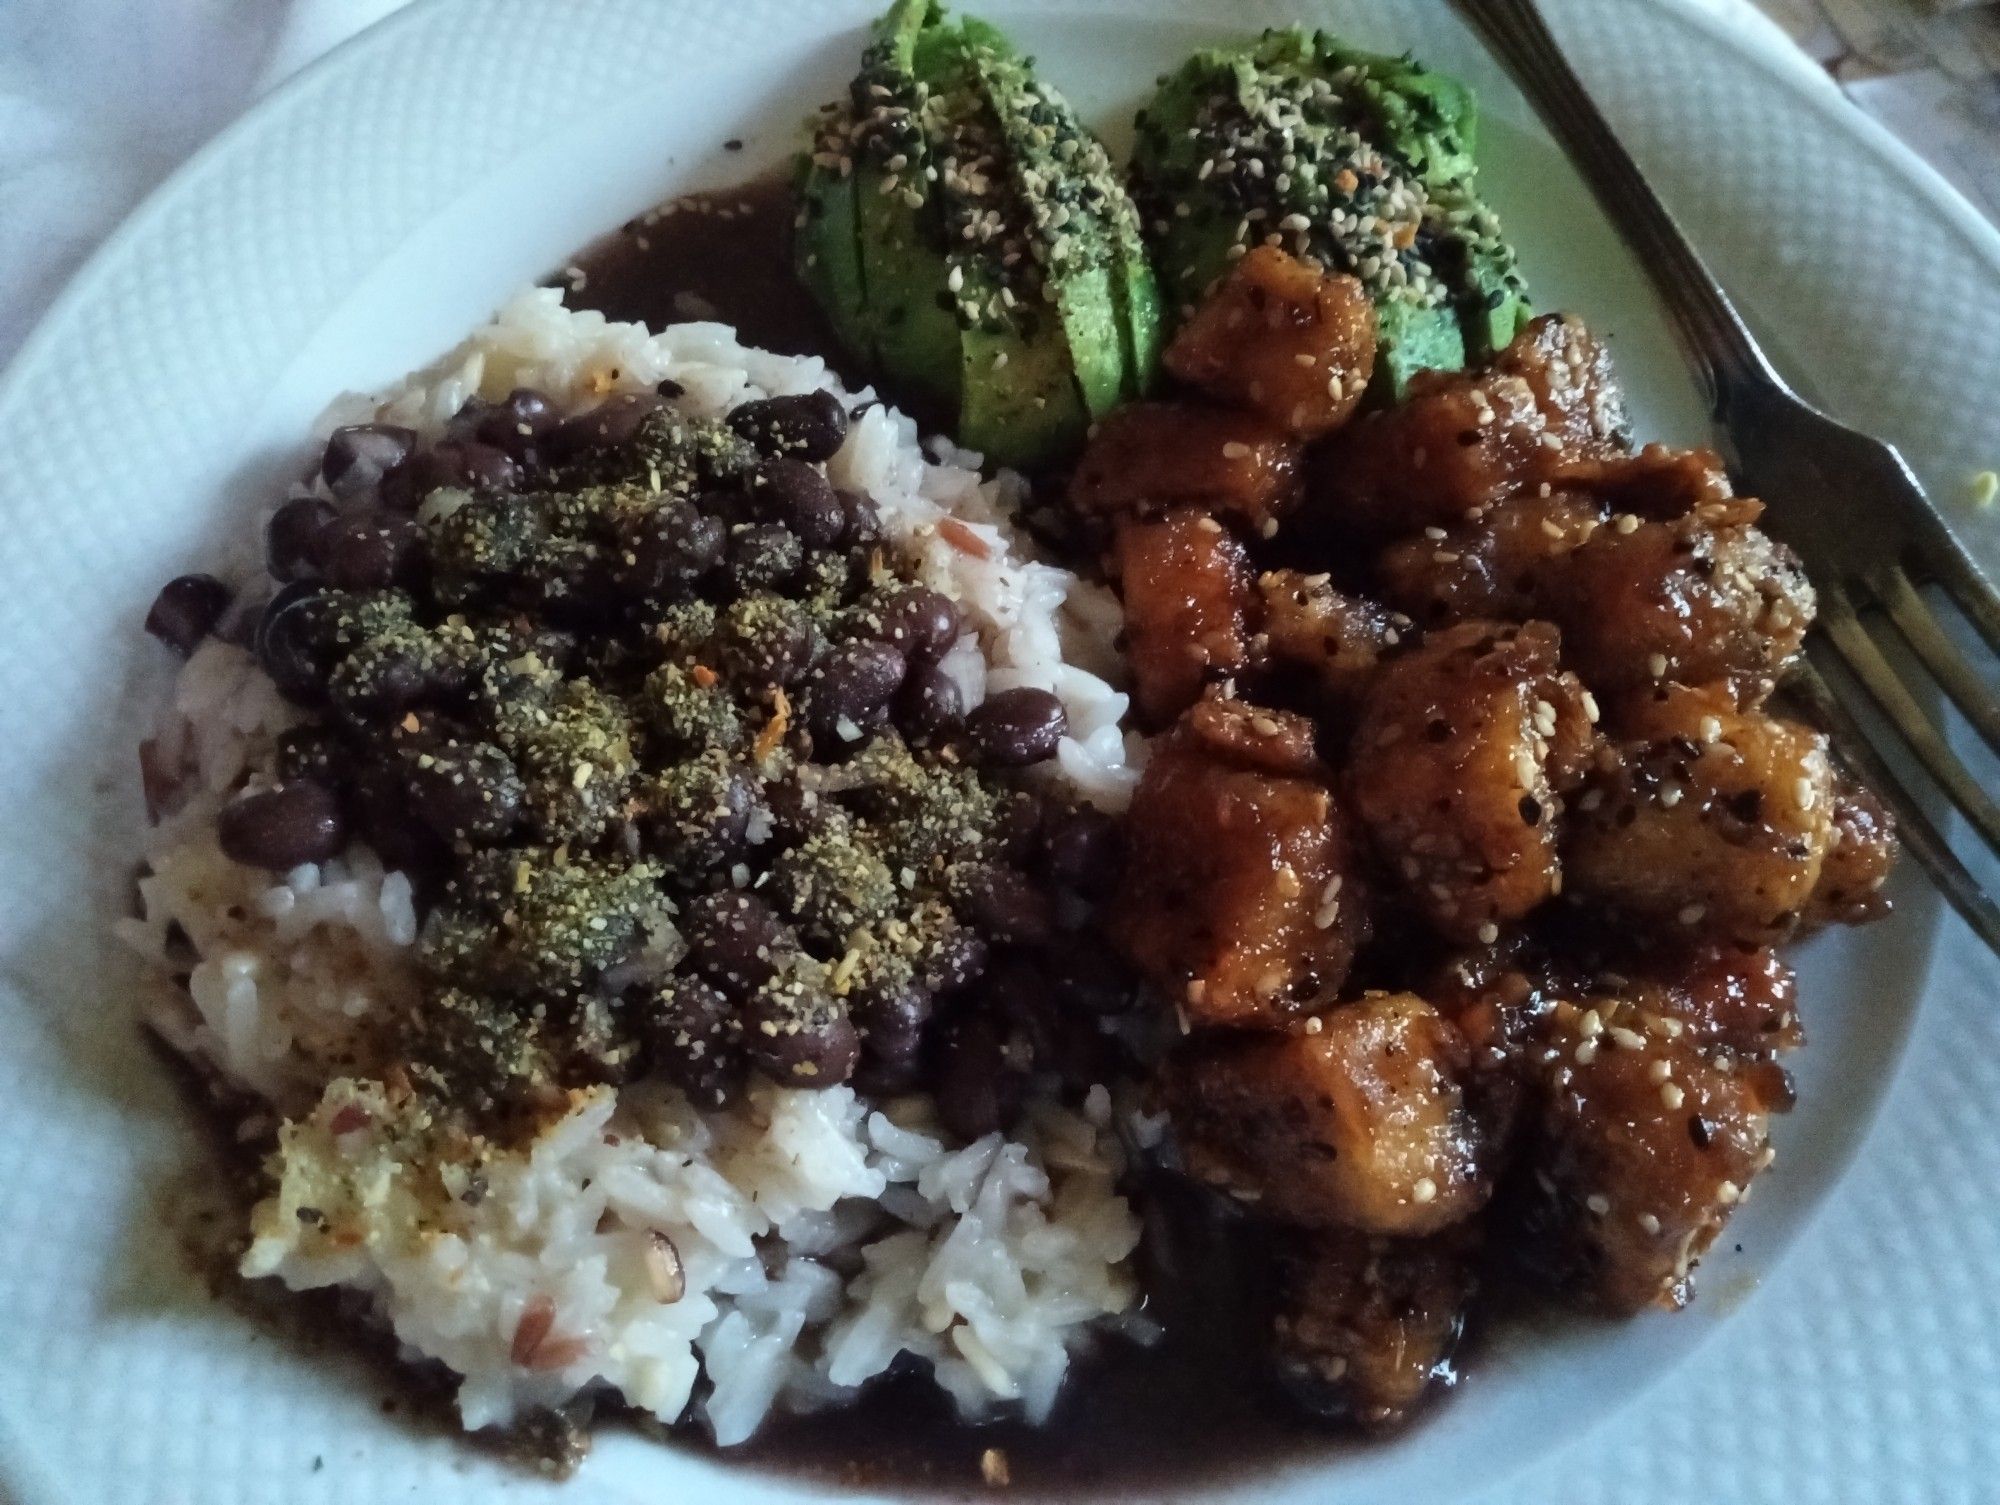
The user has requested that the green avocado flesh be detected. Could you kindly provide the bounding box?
[1130,28,1530,396]
[796,0,1160,469]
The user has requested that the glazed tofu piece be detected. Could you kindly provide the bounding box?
[1069,401,1302,534]
[1647,942,1803,1059]
[1164,247,1377,438]
[1274,1229,1476,1429]
[1256,569,1407,703]
[1375,486,1606,625]
[1347,620,1600,943]
[1798,775,1896,931]
[1539,511,1815,700]
[1566,682,1835,944]
[1513,999,1777,1313]
[1165,994,1489,1235]
[1113,509,1257,725]
[1551,441,1740,521]
[1307,314,1626,538]
[1112,697,1368,1026]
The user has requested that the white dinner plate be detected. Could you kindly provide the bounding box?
[0,2,1994,1503]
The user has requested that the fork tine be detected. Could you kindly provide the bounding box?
[1817,586,2000,855]
[1877,566,2000,759]
[1790,659,2000,953]
[1907,508,2000,658]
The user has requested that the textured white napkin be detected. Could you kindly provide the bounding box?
[0,0,410,364]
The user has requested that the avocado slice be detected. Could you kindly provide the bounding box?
[1130,28,1529,395]
[796,0,1159,468]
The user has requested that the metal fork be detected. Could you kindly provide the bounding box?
[1454,0,2000,953]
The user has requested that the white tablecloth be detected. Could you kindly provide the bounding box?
[2,3,1994,1502]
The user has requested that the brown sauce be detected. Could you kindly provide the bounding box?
[559,181,1401,1496]
[562,173,849,371]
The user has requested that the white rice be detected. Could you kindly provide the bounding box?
[121,294,1146,1446]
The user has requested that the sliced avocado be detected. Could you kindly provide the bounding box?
[1130,28,1530,395]
[793,153,872,368]
[853,2,963,413]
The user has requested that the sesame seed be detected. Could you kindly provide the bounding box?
[1638,1213,1662,1236]
[1614,513,1640,534]
[1609,1025,1647,1051]
[1586,1193,1611,1216]
[1678,903,1707,926]
[1648,652,1669,679]
[1581,691,1601,724]
[1660,1082,1686,1109]
[1699,715,1722,744]
[1647,1058,1673,1083]
[1412,1177,1438,1205]
[1717,1180,1741,1205]
[1477,921,1499,945]
[1303,1014,1325,1035]
[1575,1038,1599,1066]
[1221,441,1252,460]
[1795,777,1818,811]
[1579,1008,1603,1037]
[1423,525,1448,540]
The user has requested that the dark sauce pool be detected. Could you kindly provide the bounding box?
[544,175,1443,1498]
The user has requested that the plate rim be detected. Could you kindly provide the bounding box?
[0,1,1977,1499]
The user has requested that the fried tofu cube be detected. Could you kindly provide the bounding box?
[1165,247,1377,438]
[1274,1229,1476,1429]
[1567,683,1835,944]
[1256,569,1406,703]
[1799,775,1896,931]
[1069,402,1302,533]
[1375,487,1605,626]
[1113,509,1256,725]
[1347,620,1599,943]
[1307,315,1626,539]
[1512,1001,1776,1313]
[1112,702,1367,1026]
[1540,513,1814,700]
[1165,994,1489,1235]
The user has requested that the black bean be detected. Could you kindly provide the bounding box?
[275,724,355,792]
[745,458,845,548]
[684,891,794,993]
[1037,803,1123,898]
[145,574,231,655]
[217,781,348,871]
[549,392,663,458]
[715,595,818,687]
[347,768,451,885]
[874,586,961,662]
[981,952,1105,1087]
[836,488,883,550]
[852,982,933,1063]
[744,995,860,1087]
[405,739,524,843]
[265,497,338,581]
[615,501,724,600]
[964,687,1067,767]
[807,640,906,749]
[256,583,337,703]
[922,922,989,996]
[322,511,428,591]
[641,974,739,1106]
[954,865,1054,945]
[722,522,805,594]
[380,441,519,511]
[933,1012,1022,1140]
[460,388,558,459]
[1047,945,1133,1016]
[728,391,849,462]
[892,660,963,743]
[322,424,417,501]
[328,642,432,725]
[763,776,837,847]
[642,765,762,872]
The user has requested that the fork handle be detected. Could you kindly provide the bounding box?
[1452,0,1785,409]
